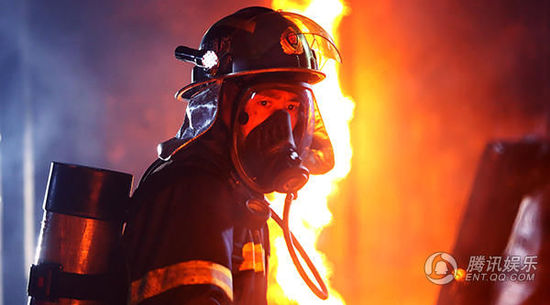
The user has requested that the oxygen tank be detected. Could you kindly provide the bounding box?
[28,162,133,305]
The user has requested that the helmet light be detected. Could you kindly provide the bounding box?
[174,46,219,71]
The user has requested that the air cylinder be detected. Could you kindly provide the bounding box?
[28,162,133,305]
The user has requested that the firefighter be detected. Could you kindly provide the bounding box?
[122,6,341,305]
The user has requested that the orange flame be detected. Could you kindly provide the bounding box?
[268,1,353,304]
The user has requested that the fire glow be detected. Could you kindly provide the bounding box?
[268,0,354,304]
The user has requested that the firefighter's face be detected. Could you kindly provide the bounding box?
[232,83,315,193]
[241,88,301,137]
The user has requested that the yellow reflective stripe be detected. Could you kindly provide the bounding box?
[239,242,256,271]
[129,260,233,305]
[254,243,265,273]
[238,242,266,273]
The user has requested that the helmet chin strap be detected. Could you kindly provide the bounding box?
[269,192,329,300]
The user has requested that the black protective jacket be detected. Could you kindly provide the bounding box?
[122,125,270,305]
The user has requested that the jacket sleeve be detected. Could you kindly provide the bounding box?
[123,168,235,305]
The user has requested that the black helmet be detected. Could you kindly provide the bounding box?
[159,7,340,182]
[175,6,341,100]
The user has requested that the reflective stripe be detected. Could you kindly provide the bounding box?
[238,242,266,273]
[129,260,233,305]
[239,242,256,271]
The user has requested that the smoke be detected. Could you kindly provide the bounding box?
[0,1,268,304]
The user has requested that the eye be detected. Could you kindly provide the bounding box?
[287,104,298,111]
[258,100,269,106]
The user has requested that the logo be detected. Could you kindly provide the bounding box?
[280,27,304,55]
[425,252,457,285]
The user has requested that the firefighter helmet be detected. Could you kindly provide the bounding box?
[175,6,341,99]
[159,6,340,180]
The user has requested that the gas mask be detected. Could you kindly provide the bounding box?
[231,82,326,194]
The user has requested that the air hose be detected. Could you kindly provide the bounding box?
[269,192,329,300]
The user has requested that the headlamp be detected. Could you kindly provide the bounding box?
[174,46,219,70]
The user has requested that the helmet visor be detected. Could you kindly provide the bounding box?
[279,11,342,65]
[220,10,342,74]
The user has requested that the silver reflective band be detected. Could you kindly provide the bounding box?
[130,260,233,305]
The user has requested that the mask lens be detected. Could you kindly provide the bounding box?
[237,83,315,155]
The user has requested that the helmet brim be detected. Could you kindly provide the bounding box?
[175,68,325,100]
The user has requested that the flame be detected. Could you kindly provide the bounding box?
[268,1,353,304]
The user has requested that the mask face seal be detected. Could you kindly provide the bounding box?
[231,82,317,193]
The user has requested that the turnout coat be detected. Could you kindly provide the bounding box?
[122,129,270,305]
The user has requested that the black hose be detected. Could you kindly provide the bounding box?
[269,193,329,300]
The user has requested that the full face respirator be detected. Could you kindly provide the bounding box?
[231,82,317,194]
